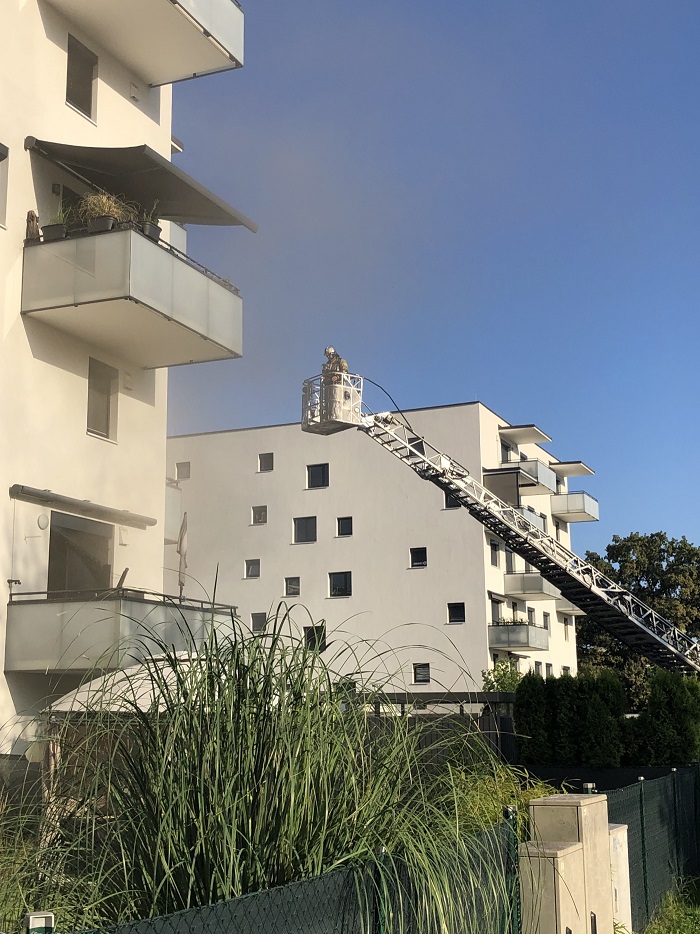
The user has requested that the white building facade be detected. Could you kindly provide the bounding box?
[0,0,252,757]
[167,401,598,693]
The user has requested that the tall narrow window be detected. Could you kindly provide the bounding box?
[490,540,500,567]
[527,607,536,626]
[534,661,542,677]
[66,35,97,119]
[0,143,8,228]
[545,663,553,679]
[490,599,502,623]
[564,616,571,641]
[542,612,550,631]
[87,358,118,439]
[505,548,515,573]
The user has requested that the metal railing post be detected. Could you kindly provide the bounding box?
[502,805,521,934]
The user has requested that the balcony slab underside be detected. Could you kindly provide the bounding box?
[6,594,236,673]
[45,0,244,86]
[488,624,549,652]
[550,492,599,523]
[22,230,242,368]
[504,572,560,601]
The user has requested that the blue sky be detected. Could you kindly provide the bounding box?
[167,0,700,557]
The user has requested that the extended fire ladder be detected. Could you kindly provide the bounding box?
[302,371,700,674]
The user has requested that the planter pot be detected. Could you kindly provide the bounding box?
[141,222,162,242]
[41,223,67,241]
[87,215,117,233]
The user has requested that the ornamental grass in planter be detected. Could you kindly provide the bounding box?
[77,191,136,232]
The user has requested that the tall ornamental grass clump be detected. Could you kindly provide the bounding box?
[1,607,522,933]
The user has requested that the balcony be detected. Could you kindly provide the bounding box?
[515,507,546,532]
[45,0,243,86]
[550,492,599,523]
[21,228,242,368]
[488,623,550,653]
[517,459,558,495]
[504,573,560,602]
[5,589,238,673]
[483,458,557,504]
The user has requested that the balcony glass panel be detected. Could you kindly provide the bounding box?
[22,229,242,368]
[503,572,560,601]
[550,492,599,522]
[518,459,558,494]
[488,624,550,652]
[45,0,243,86]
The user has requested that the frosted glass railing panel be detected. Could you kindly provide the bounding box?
[171,254,210,335]
[208,277,241,348]
[178,0,244,61]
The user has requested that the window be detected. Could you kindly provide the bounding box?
[307,463,329,488]
[534,661,542,677]
[337,516,353,537]
[527,607,536,626]
[542,612,550,631]
[490,599,502,623]
[252,505,267,525]
[251,612,266,633]
[444,491,460,509]
[66,35,97,119]
[304,624,327,652]
[293,516,317,543]
[562,666,571,677]
[0,143,7,227]
[490,540,500,567]
[541,514,548,534]
[48,511,112,592]
[554,519,561,542]
[176,462,190,481]
[245,559,260,579]
[511,601,519,617]
[285,576,300,597]
[410,547,427,568]
[564,616,571,641]
[500,441,512,463]
[87,358,118,439]
[545,663,553,679]
[505,548,515,573]
[329,571,352,597]
[448,602,466,624]
[413,662,431,684]
[258,452,274,472]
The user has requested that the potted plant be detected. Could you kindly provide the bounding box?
[41,204,72,241]
[140,200,161,241]
[77,191,135,232]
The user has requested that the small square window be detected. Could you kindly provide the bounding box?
[252,505,267,525]
[245,559,260,579]
[545,663,553,679]
[258,452,274,472]
[251,612,266,633]
[87,358,118,440]
[66,35,97,119]
[304,624,327,652]
[285,576,300,597]
[307,463,329,488]
[562,666,571,676]
[176,462,190,481]
[337,516,353,537]
[490,540,500,567]
[534,661,542,677]
[527,607,536,626]
[293,516,317,543]
[329,571,352,597]
[410,547,427,568]
[447,602,465,624]
[413,662,430,684]
[444,491,460,509]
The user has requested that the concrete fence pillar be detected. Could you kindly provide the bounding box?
[519,840,585,934]
[608,823,632,932]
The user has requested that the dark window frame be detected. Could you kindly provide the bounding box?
[410,547,428,568]
[66,35,98,119]
[413,662,431,684]
[245,558,260,579]
[329,571,352,597]
[337,516,353,537]
[447,602,466,624]
[307,463,329,489]
[258,452,274,472]
[252,505,268,526]
[251,612,266,633]
[293,516,317,543]
[285,576,300,597]
[304,624,327,652]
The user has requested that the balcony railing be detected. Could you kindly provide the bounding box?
[503,572,560,601]
[45,0,244,86]
[22,227,242,368]
[550,492,599,523]
[488,622,550,652]
[6,588,239,673]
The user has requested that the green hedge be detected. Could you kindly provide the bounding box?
[514,669,700,768]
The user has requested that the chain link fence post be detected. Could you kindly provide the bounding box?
[502,804,521,934]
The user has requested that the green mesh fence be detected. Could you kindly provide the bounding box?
[607,767,699,933]
[70,822,518,934]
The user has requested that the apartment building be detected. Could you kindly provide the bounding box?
[166,401,599,692]
[0,0,253,759]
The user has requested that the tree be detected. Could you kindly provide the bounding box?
[481,660,523,692]
[514,673,551,766]
[577,531,700,709]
